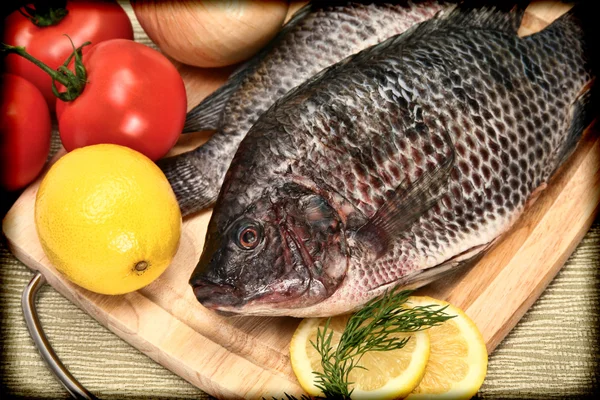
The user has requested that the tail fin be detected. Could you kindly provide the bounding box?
[541,1,599,75]
[571,2,598,76]
[537,3,598,165]
[157,151,220,216]
[556,80,598,165]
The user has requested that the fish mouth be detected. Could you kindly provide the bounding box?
[191,277,245,309]
[190,273,311,312]
[191,276,311,312]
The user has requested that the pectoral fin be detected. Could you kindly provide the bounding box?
[369,240,495,294]
[356,130,455,255]
[398,242,490,291]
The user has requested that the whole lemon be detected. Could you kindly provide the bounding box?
[35,144,182,295]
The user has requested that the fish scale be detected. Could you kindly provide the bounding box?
[161,1,446,215]
[190,4,595,317]
[350,19,588,299]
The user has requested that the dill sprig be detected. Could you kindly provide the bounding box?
[265,395,312,400]
[311,289,454,399]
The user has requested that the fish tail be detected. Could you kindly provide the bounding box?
[534,2,598,166]
[569,2,598,75]
[537,2,599,72]
[556,82,598,166]
[157,148,221,216]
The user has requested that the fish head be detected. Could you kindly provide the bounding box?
[190,183,349,315]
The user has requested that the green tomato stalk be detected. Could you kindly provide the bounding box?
[1,36,90,102]
[18,1,69,27]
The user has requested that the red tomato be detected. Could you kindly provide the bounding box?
[1,74,51,191]
[3,1,133,109]
[55,39,187,161]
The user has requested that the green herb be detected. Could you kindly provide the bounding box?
[264,395,312,400]
[311,289,454,399]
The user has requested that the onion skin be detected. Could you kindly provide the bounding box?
[131,0,289,68]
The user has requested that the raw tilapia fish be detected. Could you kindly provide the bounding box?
[159,1,447,215]
[191,3,596,317]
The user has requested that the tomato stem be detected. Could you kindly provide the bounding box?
[18,1,69,27]
[1,37,90,102]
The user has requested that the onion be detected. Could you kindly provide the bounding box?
[131,0,289,68]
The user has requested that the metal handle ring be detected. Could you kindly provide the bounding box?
[21,271,98,400]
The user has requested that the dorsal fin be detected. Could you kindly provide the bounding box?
[438,0,528,34]
[350,0,527,63]
[183,70,243,133]
[183,3,314,133]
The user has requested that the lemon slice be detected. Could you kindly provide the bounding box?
[406,296,488,400]
[290,314,430,399]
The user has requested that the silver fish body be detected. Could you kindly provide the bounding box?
[191,4,596,317]
[159,1,446,215]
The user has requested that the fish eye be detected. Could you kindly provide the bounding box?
[235,221,262,250]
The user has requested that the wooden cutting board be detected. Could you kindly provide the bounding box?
[2,3,599,399]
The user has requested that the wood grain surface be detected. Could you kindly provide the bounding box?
[1,2,599,399]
